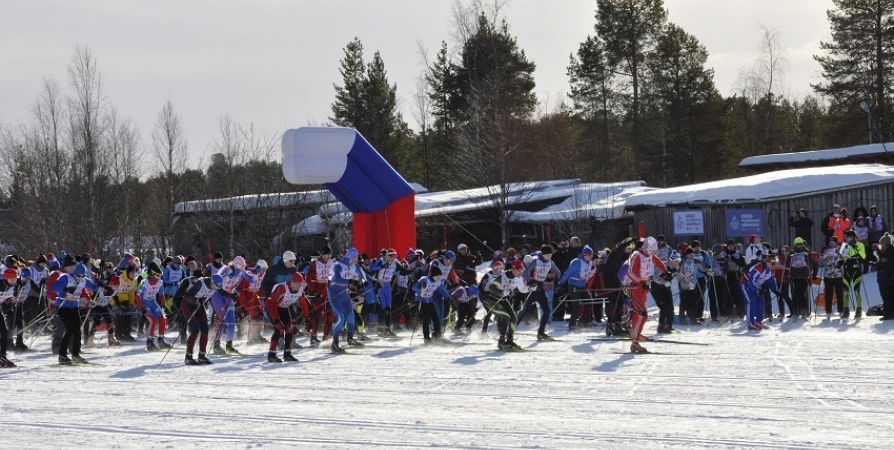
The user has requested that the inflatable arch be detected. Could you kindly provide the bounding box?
[282,127,416,257]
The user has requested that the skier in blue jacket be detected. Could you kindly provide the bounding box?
[328,248,365,353]
[51,263,99,364]
[741,250,779,330]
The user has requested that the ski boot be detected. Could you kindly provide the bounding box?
[83,335,96,348]
[211,341,227,355]
[309,336,321,348]
[0,356,15,368]
[330,338,345,354]
[347,334,365,347]
[14,336,28,351]
[282,351,298,362]
[58,355,72,365]
[146,338,160,352]
[225,341,241,355]
[185,354,201,366]
[267,352,283,363]
[536,332,553,342]
[107,334,121,346]
[841,308,850,319]
[71,355,88,364]
[630,342,649,353]
[197,352,213,364]
[157,338,172,350]
[358,333,372,342]
[855,308,863,319]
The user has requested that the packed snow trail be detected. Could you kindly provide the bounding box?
[4,313,894,450]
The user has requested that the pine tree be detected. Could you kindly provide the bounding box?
[813,0,894,144]
[331,38,366,130]
[595,0,668,177]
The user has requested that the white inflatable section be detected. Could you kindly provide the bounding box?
[282,127,355,184]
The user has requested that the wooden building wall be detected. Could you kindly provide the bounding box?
[630,183,894,251]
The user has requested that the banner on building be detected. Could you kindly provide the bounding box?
[673,210,704,236]
[726,209,764,237]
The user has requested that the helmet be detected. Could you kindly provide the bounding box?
[211,274,224,288]
[644,237,658,255]
[255,259,268,270]
[444,251,456,262]
[509,260,525,271]
[669,250,681,262]
[282,251,297,262]
[73,264,88,277]
[794,237,806,246]
[232,256,246,269]
[290,273,305,284]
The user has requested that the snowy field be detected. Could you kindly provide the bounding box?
[4,278,894,449]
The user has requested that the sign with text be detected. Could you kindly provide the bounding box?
[673,210,704,236]
[726,209,764,237]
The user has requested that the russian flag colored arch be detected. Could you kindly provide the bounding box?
[282,127,416,257]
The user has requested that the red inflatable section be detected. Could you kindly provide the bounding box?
[352,194,416,257]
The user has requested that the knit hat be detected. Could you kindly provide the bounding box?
[748,234,758,244]
[214,252,224,260]
[3,269,17,280]
[321,245,333,255]
[62,255,77,268]
[35,254,47,265]
[580,245,594,256]
[726,238,736,246]
[430,265,443,277]
[540,244,553,255]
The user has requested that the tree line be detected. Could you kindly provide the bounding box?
[1,0,892,258]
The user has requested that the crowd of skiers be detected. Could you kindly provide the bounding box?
[2,212,894,366]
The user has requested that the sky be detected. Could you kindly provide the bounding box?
[0,0,832,168]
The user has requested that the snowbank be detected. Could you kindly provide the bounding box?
[740,142,894,168]
[174,190,334,214]
[626,164,894,207]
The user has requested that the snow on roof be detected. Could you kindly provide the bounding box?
[739,142,894,168]
[625,164,894,208]
[509,182,654,223]
[174,190,334,214]
[414,179,581,218]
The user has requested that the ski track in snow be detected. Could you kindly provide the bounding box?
[4,295,894,449]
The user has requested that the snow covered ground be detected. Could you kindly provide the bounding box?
[5,279,894,449]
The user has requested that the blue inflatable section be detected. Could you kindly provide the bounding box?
[324,132,414,213]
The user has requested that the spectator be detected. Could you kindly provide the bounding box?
[828,206,851,243]
[852,216,870,273]
[854,206,869,222]
[788,208,814,249]
[821,205,839,243]
[868,205,887,245]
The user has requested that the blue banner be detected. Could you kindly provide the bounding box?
[726,209,764,237]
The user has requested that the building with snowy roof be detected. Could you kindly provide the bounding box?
[739,142,894,170]
[624,164,894,250]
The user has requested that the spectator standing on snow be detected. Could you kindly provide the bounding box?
[819,237,845,318]
[789,209,814,249]
[821,205,839,243]
[874,233,894,321]
[828,207,851,244]
[868,206,887,245]
[852,216,871,273]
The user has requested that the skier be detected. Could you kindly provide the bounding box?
[518,244,561,341]
[260,250,298,296]
[111,265,140,341]
[604,238,635,336]
[2,268,31,352]
[135,263,171,352]
[772,246,793,318]
[561,245,597,331]
[412,265,451,343]
[306,246,335,346]
[653,251,677,333]
[50,263,99,364]
[328,247,365,353]
[368,249,400,336]
[786,237,813,319]
[265,273,306,362]
[24,255,49,329]
[819,237,845,318]
[625,237,669,353]
[90,274,122,346]
[707,244,729,321]
[744,234,763,266]
[180,274,223,365]
[741,250,779,330]
[720,239,747,319]
[874,233,894,321]
[0,269,19,367]
[162,256,187,325]
[840,230,866,318]
[238,259,268,344]
[213,256,247,355]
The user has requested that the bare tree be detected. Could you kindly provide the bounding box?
[108,107,144,252]
[151,99,188,252]
[414,40,434,188]
[67,45,110,253]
